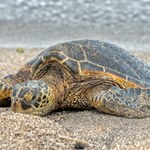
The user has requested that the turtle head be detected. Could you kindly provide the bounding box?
[11,80,55,116]
[0,75,13,100]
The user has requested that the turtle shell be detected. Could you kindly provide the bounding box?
[27,40,150,87]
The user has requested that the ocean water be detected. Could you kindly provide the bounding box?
[0,0,150,50]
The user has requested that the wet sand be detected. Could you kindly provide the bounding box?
[0,48,150,150]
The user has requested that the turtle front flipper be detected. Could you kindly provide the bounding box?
[90,86,150,118]
[0,75,14,106]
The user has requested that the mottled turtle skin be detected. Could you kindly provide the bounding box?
[0,40,150,118]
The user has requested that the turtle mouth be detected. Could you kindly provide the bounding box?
[11,100,35,114]
[11,99,47,116]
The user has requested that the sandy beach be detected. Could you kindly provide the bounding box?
[0,48,150,150]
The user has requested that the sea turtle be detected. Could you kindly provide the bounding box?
[0,40,150,118]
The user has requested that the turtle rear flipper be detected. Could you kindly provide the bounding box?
[91,86,150,118]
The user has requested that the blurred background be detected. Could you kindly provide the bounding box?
[0,0,150,51]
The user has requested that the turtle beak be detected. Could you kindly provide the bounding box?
[11,100,34,114]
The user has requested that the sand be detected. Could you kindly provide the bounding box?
[0,48,150,150]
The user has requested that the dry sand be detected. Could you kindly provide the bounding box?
[0,48,150,150]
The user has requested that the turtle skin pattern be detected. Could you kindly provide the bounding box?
[0,40,150,118]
